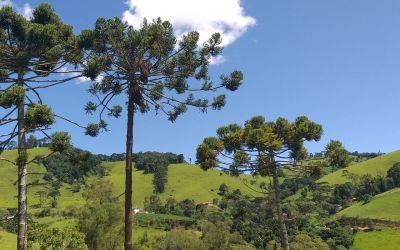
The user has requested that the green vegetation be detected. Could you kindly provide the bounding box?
[1,149,269,209]
[0,230,16,250]
[197,115,323,250]
[353,228,400,250]
[338,188,400,221]
[318,150,400,185]
[105,162,270,207]
[3,146,400,249]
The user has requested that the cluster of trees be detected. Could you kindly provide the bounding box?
[98,151,185,194]
[37,147,105,184]
[94,151,184,165]
[350,151,384,160]
[135,176,357,250]
[133,152,184,173]
[212,184,354,250]
[152,222,252,250]
[2,136,50,150]
[133,152,185,193]
[197,115,323,250]
[143,195,201,218]
[332,162,400,206]
[309,149,384,165]
[195,115,359,249]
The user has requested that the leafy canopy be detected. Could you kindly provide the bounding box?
[196,115,323,175]
[0,3,82,153]
[79,17,243,134]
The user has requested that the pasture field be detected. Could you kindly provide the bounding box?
[318,150,400,185]
[353,228,400,250]
[337,188,400,222]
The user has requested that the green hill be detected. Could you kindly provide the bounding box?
[0,148,270,248]
[353,228,400,250]
[0,149,269,210]
[317,150,400,185]
[337,188,400,222]
[0,148,85,209]
[105,161,269,207]
[0,229,16,250]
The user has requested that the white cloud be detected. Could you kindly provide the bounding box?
[210,55,226,65]
[122,0,256,48]
[0,1,33,20]
[0,0,11,8]
[59,66,90,84]
[21,3,33,20]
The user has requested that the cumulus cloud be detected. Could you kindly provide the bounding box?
[122,0,256,48]
[21,3,33,20]
[0,1,33,20]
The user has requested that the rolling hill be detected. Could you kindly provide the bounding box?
[0,148,269,210]
[353,228,400,250]
[337,188,400,221]
[317,150,400,185]
[0,148,270,249]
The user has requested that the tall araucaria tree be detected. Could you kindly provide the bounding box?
[79,18,243,250]
[196,115,323,250]
[0,4,81,249]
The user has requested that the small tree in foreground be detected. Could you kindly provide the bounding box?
[196,115,323,250]
[77,179,123,250]
[80,17,243,249]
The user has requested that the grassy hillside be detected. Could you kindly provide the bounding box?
[0,229,15,250]
[0,149,270,248]
[0,149,269,210]
[317,150,400,185]
[0,147,50,208]
[0,148,85,209]
[105,161,270,207]
[337,188,400,222]
[353,228,400,250]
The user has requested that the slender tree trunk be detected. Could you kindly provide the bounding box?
[17,71,27,250]
[124,84,135,250]
[272,165,289,250]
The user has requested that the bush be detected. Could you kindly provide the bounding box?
[362,194,372,204]
[30,227,88,250]
[76,179,123,250]
[387,162,400,187]
[332,182,355,205]
[36,208,52,218]
[135,213,196,230]
[153,229,206,250]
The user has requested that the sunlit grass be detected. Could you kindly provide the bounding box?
[318,150,400,185]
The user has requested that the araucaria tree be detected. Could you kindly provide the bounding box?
[79,18,243,249]
[0,4,80,249]
[196,115,322,250]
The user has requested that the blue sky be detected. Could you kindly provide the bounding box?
[5,0,400,160]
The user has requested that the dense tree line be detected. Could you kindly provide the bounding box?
[37,148,105,184]
[332,162,400,206]
[97,151,185,193]
[95,151,184,168]
[350,151,384,159]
